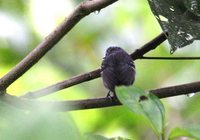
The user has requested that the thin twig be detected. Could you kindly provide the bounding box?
[150,81,200,98]
[140,56,200,60]
[2,81,200,111]
[22,69,101,98]
[0,0,118,91]
[130,32,168,60]
[23,32,167,99]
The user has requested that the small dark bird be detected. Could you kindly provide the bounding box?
[101,46,136,98]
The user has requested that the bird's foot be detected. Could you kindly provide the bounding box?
[106,91,114,101]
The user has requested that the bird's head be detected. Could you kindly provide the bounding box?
[105,46,122,57]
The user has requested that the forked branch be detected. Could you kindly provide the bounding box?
[23,32,167,98]
[0,0,118,91]
[1,80,200,111]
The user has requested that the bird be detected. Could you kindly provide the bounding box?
[101,46,136,98]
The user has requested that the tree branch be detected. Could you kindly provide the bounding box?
[23,69,101,98]
[23,32,167,99]
[150,81,200,98]
[130,32,168,60]
[140,56,200,60]
[2,81,200,111]
[0,0,118,91]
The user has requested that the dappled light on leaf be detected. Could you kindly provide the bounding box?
[169,126,200,140]
[147,0,200,53]
[116,86,165,136]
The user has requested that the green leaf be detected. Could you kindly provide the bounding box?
[85,134,130,140]
[147,0,200,53]
[116,86,165,135]
[169,126,200,140]
[85,134,110,140]
[0,100,82,140]
[110,136,131,140]
[184,0,200,16]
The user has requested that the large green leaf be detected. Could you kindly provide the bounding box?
[169,126,200,140]
[0,100,82,140]
[116,86,165,135]
[147,0,200,53]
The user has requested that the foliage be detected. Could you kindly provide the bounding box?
[85,134,131,140]
[116,86,200,139]
[147,0,200,53]
[0,100,82,140]
[116,86,165,136]
[169,126,200,140]
[116,86,165,139]
[0,0,200,140]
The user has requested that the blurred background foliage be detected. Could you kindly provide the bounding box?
[0,0,200,139]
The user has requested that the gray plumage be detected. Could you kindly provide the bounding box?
[101,47,136,97]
